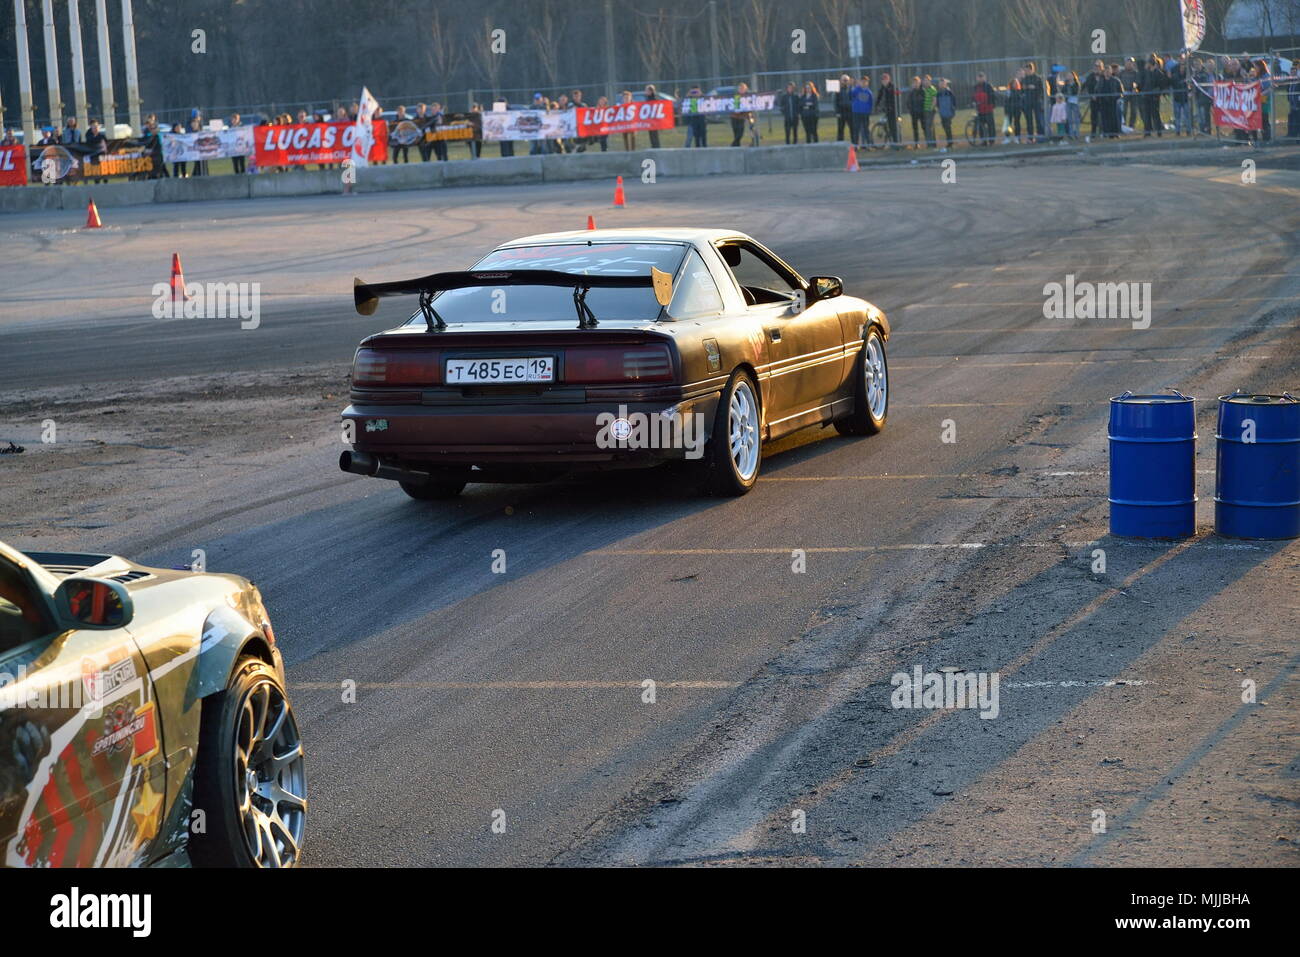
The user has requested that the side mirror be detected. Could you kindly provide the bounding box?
[54,577,133,629]
[808,276,843,302]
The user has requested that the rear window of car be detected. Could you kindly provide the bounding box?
[410,242,687,324]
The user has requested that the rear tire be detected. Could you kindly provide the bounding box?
[400,468,469,500]
[190,657,306,868]
[692,370,762,496]
[835,327,889,436]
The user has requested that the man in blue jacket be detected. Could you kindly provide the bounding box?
[850,75,874,147]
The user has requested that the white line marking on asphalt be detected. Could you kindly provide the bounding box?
[590,541,1276,556]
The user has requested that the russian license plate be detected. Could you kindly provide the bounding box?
[446,357,554,384]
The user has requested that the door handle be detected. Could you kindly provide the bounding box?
[767,328,782,343]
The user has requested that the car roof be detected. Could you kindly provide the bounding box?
[500,227,749,248]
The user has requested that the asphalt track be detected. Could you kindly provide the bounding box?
[1,153,1298,866]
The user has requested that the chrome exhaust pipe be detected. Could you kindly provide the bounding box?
[339,450,378,476]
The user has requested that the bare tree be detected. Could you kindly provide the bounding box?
[467,15,506,98]
[881,0,918,60]
[528,0,570,92]
[426,4,464,88]
[636,8,674,84]
[811,0,854,63]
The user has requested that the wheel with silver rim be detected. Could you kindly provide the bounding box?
[835,327,889,436]
[191,658,307,868]
[695,370,763,495]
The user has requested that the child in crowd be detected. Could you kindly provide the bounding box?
[1051,93,1068,141]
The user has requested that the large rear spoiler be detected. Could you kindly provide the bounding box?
[353,268,674,330]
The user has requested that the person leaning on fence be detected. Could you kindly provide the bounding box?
[1139,55,1167,136]
[780,82,801,144]
[801,81,820,143]
[850,75,874,147]
[1252,60,1273,144]
[935,77,956,150]
[877,72,900,146]
[61,117,80,144]
[972,72,996,145]
[835,74,853,141]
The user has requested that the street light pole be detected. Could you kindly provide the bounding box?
[709,0,721,91]
[13,0,37,143]
[120,0,142,134]
[604,0,617,106]
[94,0,115,127]
[68,0,90,134]
[42,0,63,129]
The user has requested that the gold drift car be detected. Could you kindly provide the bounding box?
[0,540,305,868]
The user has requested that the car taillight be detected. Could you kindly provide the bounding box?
[565,345,674,383]
[352,348,442,385]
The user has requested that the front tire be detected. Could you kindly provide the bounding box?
[190,657,306,868]
[835,327,889,436]
[694,370,762,496]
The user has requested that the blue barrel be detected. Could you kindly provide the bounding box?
[1215,393,1300,540]
[1109,391,1197,538]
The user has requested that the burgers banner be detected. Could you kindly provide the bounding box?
[575,99,674,136]
[0,144,26,186]
[253,120,388,166]
[1211,81,1262,131]
[28,136,164,182]
[161,127,255,163]
[389,114,481,145]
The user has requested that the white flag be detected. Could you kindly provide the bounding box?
[1180,0,1206,52]
[352,86,381,168]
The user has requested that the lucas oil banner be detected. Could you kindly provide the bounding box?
[28,136,164,182]
[253,120,388,166]
[1211,81,1262,131]
[0,144,26,186]
[576,100,674,136]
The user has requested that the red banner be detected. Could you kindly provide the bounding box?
[576,100,675,137]
[1212,81,1262,131]
[0,144,27,186]
[252,120,388,166]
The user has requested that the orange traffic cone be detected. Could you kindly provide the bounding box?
[587,215,596,230]
[846,146,860,172]
[613,176,625,207]
[169,253,187,302]
[85,198,103,228]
